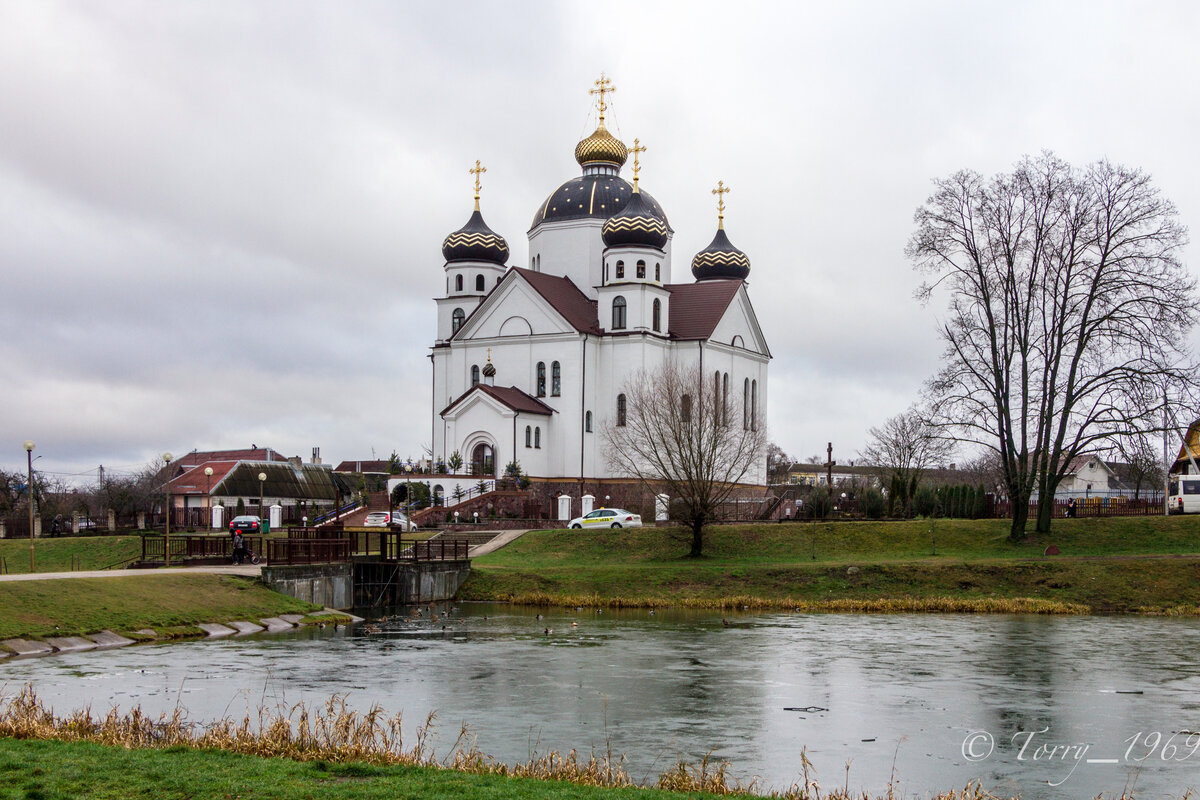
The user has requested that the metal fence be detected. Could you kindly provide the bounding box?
[266,538,351,565]
[141,534,264,563]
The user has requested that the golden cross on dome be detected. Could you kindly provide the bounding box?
[470,160,487,210]
[629,138,646,189]
[589,73,616,122]
[712,180,730,229]
[486,347,492,363]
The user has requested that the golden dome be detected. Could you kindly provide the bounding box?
[574,120,628,167]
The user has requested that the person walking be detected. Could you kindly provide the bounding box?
[232,530,245,564]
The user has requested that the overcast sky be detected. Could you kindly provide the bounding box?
[3,1,1199,483]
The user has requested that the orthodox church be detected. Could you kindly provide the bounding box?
[430,77,770,490]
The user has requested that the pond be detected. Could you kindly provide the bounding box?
[4,605,1200,799]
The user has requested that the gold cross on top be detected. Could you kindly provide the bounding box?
[629,138,646,188]
[589,73,616,121]
[712,180,730,228]
[469,160,487,210]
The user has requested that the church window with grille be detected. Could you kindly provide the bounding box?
[455,274,463,292]
[616,260,625,279]
[617,394,626,426]
[471,365,480,386]
[652,299,661,332]
[536,362,546,397]
[451,308,464,333]
[475,274,485,291]
[525,425,532,447]
[551,361,561,396]
[636,260,646,279]
[612,296,627,329]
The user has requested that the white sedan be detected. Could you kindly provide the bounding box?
[568,508,643,529]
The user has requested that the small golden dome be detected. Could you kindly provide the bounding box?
[574,120,628,167]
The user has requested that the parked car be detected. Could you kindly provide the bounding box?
[568,508,643,529]
[364,512,391,527]
[228,515,262,534]
[389,511,417,531]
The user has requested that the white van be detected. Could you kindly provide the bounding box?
[1167,475,1200,513]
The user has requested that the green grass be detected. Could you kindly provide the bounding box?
[461,517,1200,613]
[0,535,142,575]
[0,574,318,640]
[0,737,728,800]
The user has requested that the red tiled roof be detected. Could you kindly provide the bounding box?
[168,461,238,495]
[333,460,392,473]
[440,384,555,417]
[665,280,743,340]
[510,267,602,334]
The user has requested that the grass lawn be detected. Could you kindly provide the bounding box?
[461,517,1200,613]
[0,738,740,800]
[0,535,142,575]
[0,574,318,640]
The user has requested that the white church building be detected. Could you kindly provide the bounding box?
[429,78,770,498]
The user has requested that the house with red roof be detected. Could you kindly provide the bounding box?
[427,83,770,504]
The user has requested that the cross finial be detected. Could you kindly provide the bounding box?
[469,160,487,211]
[712,180,730,229]
[629,138,646,191]
[486,347,492,363]
[589,73,616,123]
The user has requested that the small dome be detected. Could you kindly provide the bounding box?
[602,190,669,250]
[574,120,628,168]
[481,360,496,378]
[691,228,750,281]
[442,209,509,265]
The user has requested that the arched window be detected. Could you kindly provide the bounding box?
[617,394,626,426]
[451,308,465,334]
[525,425,532,448]
[534,427,541,448]
[455,274,464,292]
[636,260,646,279]
[551,361,561,396]
[743,378,750,430]
[612,296,627,330]
[471,365,480,386]
[655,263,661,282]
[714,371,721,413]
[723,372,729,426]
[681,394,692,423]
[615,260,625,279]
[475,274,485,292]
[585,410,593,432]
[536,362,546,396]
[652,299,661,332]
[751,380,758,431]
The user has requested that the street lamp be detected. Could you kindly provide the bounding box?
[258,471,267,525]
[163,452,173,567]
[405,460,414,519]
[204,467,214,530]
[23,441,34,572]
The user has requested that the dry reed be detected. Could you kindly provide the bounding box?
[0,686,1173,799]
[493,592,1089,615]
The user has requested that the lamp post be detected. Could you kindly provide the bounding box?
[405,460,414,520]
[23,441,35,572]
[258,472,267,525]
[204,467,214,530]
[163,452,173,567]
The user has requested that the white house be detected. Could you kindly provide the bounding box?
[428,80,770,491]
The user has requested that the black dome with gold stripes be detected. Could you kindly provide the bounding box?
[691,228,750,281]
[601,189,669,250]
[441,209,509,265]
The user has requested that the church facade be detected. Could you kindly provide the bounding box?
[430,79,770,490]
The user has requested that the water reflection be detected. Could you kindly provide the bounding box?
[2,606,1199,799]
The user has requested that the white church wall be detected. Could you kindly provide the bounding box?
[528,219,607,296]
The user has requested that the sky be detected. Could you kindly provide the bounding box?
[2,1,1199,484]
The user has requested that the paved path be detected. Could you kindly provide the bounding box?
[0,565,262,583]
[468,529,530,557]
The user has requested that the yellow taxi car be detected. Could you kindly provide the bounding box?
[568,508,643,529]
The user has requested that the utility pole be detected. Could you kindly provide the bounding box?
[824,442,836,491]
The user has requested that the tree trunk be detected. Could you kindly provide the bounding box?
[689,519,704,558]
[1009,494,1030,541]
[1035,473,1062,534]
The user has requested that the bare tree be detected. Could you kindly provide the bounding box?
[604,361,767,557]
[766,442,794,485]
[909,152,1197,539]
[859,406,953,517]
[1113,433,1164,500]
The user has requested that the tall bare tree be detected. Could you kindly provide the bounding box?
[859,406,953,517]
[909,153,1197,539]
[1113,432,1165,501]
[604,361,767,557]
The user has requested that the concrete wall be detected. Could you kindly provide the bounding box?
[261,563,353,609]
[393,561,471,604]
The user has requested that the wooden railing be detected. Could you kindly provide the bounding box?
[141,534,264,563]
[266,538,350,565]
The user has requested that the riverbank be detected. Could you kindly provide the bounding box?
[0,573,321,641]
[460,517,1200,613]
